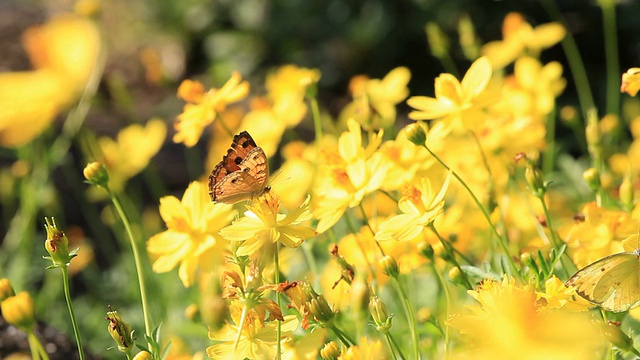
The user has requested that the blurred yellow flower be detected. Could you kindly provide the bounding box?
[313,119,388,233]
[147,181,236,287]
[281,327,327,360]
[407,57,491,130]
[0,14,100,148]
[340,66,411,129]
[535,276,591,312]
[207,314,299,360]
[564,202,637,269]
[621,68,640,97]
[378,125,434,191]
[337,337,386,360]
[1,291,36,332]
[98,118,167,192]
[481,12,566,69]
[447,276,605,360]
[219,191,316,256]
[174,72,249,147]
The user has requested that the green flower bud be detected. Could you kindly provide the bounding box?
[379,255,399,278]
[369,296,392,333]
[583,167,601,192]
[83,161,109,188]
[309,294,334,324]
[405,123,427,146]
[43,217,75,268]
[105,308,134,355]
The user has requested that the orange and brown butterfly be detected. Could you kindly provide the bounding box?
[208,131,269,204]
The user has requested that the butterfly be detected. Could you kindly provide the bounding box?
[208,131,269,204]
[565,247,640,312]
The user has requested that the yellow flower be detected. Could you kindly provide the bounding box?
[340,67,411,128]
[281,327,327,360]
[147,181,236,287]
[98,118,167,192]
[207,314,299,360]
[621,67,640,96]
[313,119,388,233]
[481,12,566,69]
[375,173,450,242]
[337,337,386,360]
[174,72,249,147]
[0,14,100,148]
[535,276,591,312]
[564,202,636,269]
[219,192,316,256]
[378,125,434,191]
[1,291,36,332]
[447,276,605,360]
[407,57,492,130]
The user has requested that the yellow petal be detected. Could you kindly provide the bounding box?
[461,56,492,100]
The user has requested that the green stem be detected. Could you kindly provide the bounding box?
[540,0,593,152]
[234,305,249,351]
[421,144,520,278]
[431,263,450,355]
[328,323,356,347]
[27,331,49,360]
[600,0,619,117]
[543,109,557,175]
[60,266,85,360]
[387,333,407,360]
[392,276,420,360]
[107,187,153,341]
[536,194,575,277]
[274,244,282,360]
[428,224,473,290]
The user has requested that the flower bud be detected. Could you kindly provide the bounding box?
[369,296,392,333]
[417,241,435,261]
[379,255,399,278]
[448,267,461,283]
[200,293,228,331]
[525,165,546,196]
[83,161,109,188]
[425,22,449,59]
[0,278,15,301]
[404,123,427,146]
[309,295,335,324]
[1,291,35,332]
[601,321,635,354]
[44,217,74,268]
[619,171,634,210]
[583,167,601,193]
[105,308,134,354]
[320,341,341,359]
[132,351,153,360]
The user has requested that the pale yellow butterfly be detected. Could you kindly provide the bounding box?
[565,234,640,312]
[208,131,269,204]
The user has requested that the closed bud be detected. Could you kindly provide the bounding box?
[583,167,601,192]
[320,341,341,360]
[425,22,449,59]
[417,241,435,261]
[43,217,74,268]
[83,161,109,188]
[448,267,461,283]
[404,123,427,146]
[1,291,35,332]
[309,295,335,324]
[379,255,399,278]
[132,351,152,360]
[369,296,392,333]
[184,303,199,321]
[0,278,15,301]
[525,165,546,196]
[601,321,635,354]
[105,308,134,354]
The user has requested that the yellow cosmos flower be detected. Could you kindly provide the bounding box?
[407,57,491,130]
[313,119,388,233]
[337,337,386,360]
[447,276,605,360]
[340,66,411,128]
[207,314,299,360]
[621,68,640,96]
[505,56,566,117]
[378,125,434,191]
[174,72,249,147]
[0,14,100,148]
[219,192,316,256]
[535,276,591,312]
[147,181,236,287]
[375,173,450,242]
[481,12,566,69]
[564,202,637,269]
[98,118,167,192]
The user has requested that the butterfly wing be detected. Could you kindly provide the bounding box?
[209,131,269,204]
[566,252,640,312]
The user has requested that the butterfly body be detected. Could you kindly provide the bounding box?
[208,131,269,204]
[565,249,640,312]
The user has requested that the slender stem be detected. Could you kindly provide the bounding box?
[540,0,592,152]
[60,267,85,360]
[234,305,249,351]
[536,194,575,277]
[388,333,407,360]
[428,224,473,290]
[310,96,323,157]
[392,277,420,360]
[328,323,356,346]
[107,188,153,340]
[383,332,404,360]
[600,0,619,117]
[421,144,520,277]
[359,203,385,255]
[27,331,49,360]
[274,245,282,360]
[543,109,557,175]
[431,263,450,356]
